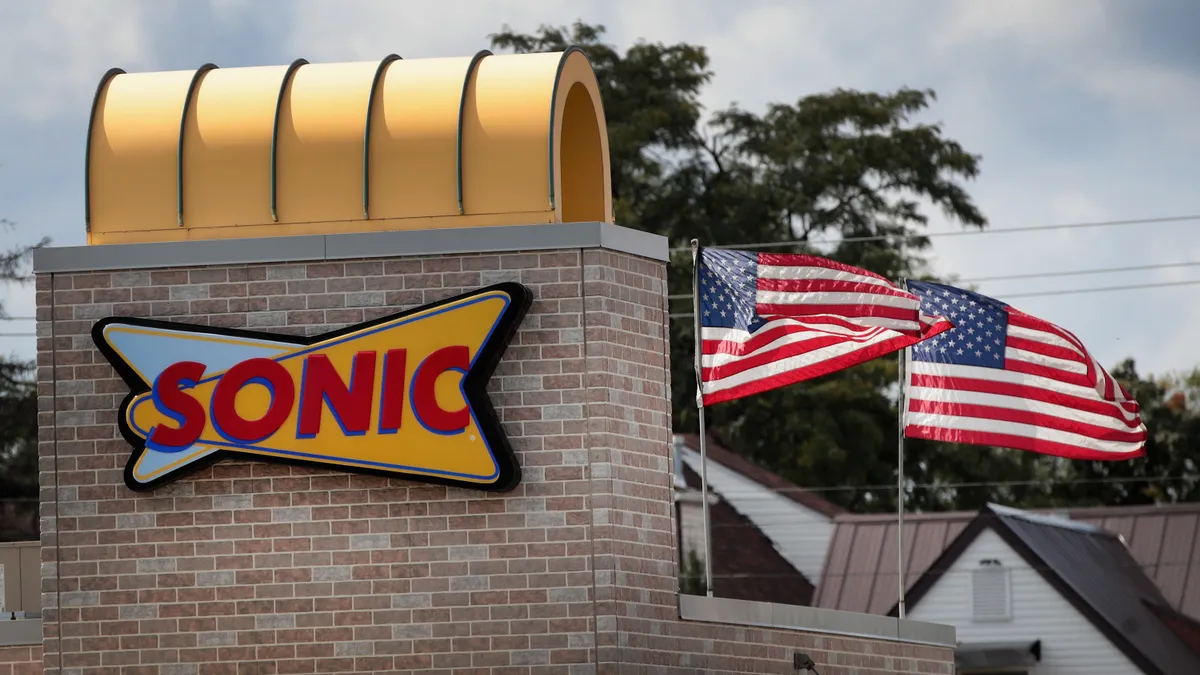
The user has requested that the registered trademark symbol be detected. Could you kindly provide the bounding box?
[470,435,476,441]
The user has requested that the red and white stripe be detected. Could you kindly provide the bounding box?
[700,252,952,406]
[755,254,928,335]
[904,308,1146,460]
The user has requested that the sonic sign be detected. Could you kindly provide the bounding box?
[93,284,531,493]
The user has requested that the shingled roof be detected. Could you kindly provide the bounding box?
[896,505,1200,675]
[814,502,1200,620]
[674,435,843,582]
[679,463,815,605]
[677,435,845,517]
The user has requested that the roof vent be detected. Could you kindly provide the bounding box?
[972,559,1012,622]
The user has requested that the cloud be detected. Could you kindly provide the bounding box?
[0,1,156,124]
[931,0,1109,54]
[927,0,1200,148]
[281,0,579,62]
[1084,65,1200,144]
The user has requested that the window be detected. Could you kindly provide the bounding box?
[971,559,1012,622]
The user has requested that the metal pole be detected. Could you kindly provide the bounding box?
[691,239,715,597]
[897,343,908,619]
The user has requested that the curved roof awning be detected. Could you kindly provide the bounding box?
[85,49,611,245]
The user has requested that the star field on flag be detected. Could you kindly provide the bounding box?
[696,248,952,405]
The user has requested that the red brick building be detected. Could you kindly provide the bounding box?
[1,50,959,674]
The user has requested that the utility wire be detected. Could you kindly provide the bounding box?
[964,260,1200,283]
[666,213,1200,254]
[679,558,1200,580]
[667,277,1200,318]
[1002,278,1200,299]
[667,259,1200,301]
[675,473,1196,496]
[0,332,34,337]
[0,316,34,321]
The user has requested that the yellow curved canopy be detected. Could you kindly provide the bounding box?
[85,49,612,245]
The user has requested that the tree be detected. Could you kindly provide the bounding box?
[1052,360,1200,505]
[0,220,47,541]
[0,359,37,495]
[492,22,997,511]
[497,22,1200,513]
[897,360,1200,511]
[490,21,713,228]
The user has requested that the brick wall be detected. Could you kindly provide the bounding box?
[623,621,954,674]
[0,645,42,675]
[35,244,952,674]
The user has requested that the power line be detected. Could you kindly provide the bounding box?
[679,558,1200,581]
[666,277,1200,318]
[667,213,1200,254]
[0,332,34,337]
[667,259,1200,301]
[964,260,1200,283]
[677,473,1197,496]
[0,316,34,321]
[1003,278,1200,299]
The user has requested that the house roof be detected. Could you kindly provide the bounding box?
[674,435,841,582]
[679,463,815,605]
[676,434,845,518]
[897,505,1200,675]
[814,502,1200,620]
[1063,503,1200,618]
[1146,602,1200,657]
[813,509,975,614]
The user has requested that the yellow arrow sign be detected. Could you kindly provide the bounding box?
[92,283,530,492]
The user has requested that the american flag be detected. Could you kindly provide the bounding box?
[903,280,1146,460]
[697,248,952,406]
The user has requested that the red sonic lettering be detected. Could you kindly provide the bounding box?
[146,361,207,451]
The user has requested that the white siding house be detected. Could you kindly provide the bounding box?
[673,436,836,583]
[676,498,708,565]
[673,443,714,569]
[907,527,1141,675]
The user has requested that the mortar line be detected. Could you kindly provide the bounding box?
[50,272,62,675]
[580,247,602,675]
[661,265,678,600]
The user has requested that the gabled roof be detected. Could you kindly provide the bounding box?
[1146,602,1200,657]
[676,434,844,517]
[1061,503,1200,617]
[679,463,815,605]
[897,504,1200,675]
[674,435,842,583]
[813,510,975,614]
[814,502,1200,619]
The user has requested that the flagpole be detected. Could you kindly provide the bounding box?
[690,239,715,598]
[897,327,909,619]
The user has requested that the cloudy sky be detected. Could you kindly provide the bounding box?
[2,0,1199,380]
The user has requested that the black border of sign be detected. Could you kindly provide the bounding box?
[90,282,533,494]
